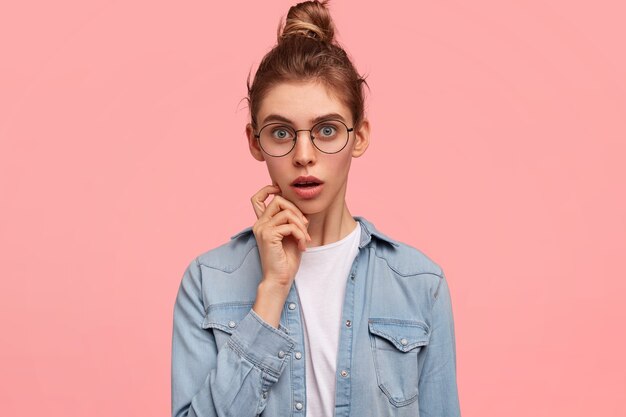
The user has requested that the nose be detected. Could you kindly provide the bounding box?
[291,130,317,167]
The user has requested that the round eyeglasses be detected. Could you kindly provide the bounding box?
[254,119,354,157]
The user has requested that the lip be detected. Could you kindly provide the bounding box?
[291,175,324,186]
[290,182,324,200]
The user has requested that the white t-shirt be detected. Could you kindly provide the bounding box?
[294,221,362,417]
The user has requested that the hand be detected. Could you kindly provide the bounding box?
[251,184,312,289]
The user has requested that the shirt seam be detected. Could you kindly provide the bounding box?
[198,243,259,273]
[373,251,443,278]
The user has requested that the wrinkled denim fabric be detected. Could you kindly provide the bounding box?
[172,216,461,417]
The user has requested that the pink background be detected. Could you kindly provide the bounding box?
[1,1,625,415]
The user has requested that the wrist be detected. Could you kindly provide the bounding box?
[258,278,292,298]
[253,279,291,329]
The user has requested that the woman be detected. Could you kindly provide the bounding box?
[171,1,461,416]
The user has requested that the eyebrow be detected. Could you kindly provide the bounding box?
[261,112,347,126]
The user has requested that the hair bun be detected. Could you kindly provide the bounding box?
[278,0,335,44]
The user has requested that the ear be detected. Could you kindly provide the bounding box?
[351,117,370,158]
[246,123,265,161]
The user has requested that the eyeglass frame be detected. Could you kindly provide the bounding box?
[253,119,354,157]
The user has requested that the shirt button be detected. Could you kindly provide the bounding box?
[295,351,302,359]
[278,350,285,358]
[288,302,297,310]
[262,391,268,399]
[345,320,352,327]
[400,338,408,346]
[228,320,236,328]
[340,370,349,377]
[295,402,303,410]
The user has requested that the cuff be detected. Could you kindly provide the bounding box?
[227,308,297,380]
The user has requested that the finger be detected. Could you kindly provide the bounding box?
[263,197,310,239]
[264,195,309,227]
[251,184,281,219]
[266,208,311,242]
[273,223,308,251]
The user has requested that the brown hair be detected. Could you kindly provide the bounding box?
[246,0,369,131]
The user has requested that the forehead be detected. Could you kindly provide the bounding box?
[257,81,350,125]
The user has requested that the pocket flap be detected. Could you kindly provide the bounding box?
[202,302,254,334]
[368,318,430,352]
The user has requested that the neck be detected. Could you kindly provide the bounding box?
[304,200,357,247]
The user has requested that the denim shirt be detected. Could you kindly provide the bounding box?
[171,216,461,417]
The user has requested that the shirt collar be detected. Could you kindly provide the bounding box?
[230,215,399,249]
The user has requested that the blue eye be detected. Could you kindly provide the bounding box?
[270,126,294,140]
[322,126,335,136]
[315,123,339,138]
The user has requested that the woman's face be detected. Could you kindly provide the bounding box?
[246,80,370,215]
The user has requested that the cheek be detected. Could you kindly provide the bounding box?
[327,154,352,175]
[264,160,289,182]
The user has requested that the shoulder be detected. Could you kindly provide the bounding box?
[194,230,258,273]
[373,239,445,303]
[357,216,444,279]
[361,218,449,316]
[375,239,444,278]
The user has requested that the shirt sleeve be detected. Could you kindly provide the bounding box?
[171,257,297,417]
[418,271,462,417]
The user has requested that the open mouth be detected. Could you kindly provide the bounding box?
[293,182,320,188]
[291,180,324,199]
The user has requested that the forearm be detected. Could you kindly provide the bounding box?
[172,260,296,417]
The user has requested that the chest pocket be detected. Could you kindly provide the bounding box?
[201,302,255,350]
[368,318,430,407]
